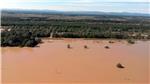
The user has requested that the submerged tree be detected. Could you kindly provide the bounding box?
[67,44,71,49]
[84,45,88,49]
[105,46,110,49]
[116,63,125,69]
[127,39,135,44]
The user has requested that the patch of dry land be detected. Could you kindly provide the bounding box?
[1,39,150,84]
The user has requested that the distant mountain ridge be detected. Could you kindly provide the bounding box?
[1,9,150,17]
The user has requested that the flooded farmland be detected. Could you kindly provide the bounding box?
[1,39,150,84]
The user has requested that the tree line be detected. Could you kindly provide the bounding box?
[1,13,150,47]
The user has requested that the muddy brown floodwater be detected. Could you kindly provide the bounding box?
[1,39,150,84]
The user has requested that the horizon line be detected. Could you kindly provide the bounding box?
[1,8,150,15]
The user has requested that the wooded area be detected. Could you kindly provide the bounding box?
[1,10,150,47]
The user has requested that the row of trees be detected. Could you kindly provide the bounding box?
[1,14,150,47]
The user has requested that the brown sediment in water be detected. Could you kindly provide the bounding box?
[1,39,150,84]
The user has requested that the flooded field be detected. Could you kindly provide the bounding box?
[1,39,150,84]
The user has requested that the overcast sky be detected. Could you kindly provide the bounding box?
[0,0,149,14]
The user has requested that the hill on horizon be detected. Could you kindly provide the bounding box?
[2,9,150,17]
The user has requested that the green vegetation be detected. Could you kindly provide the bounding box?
[1,10,150,47]
[127,39,135,44]
[109,41,114,43]
[1,30,42,47]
